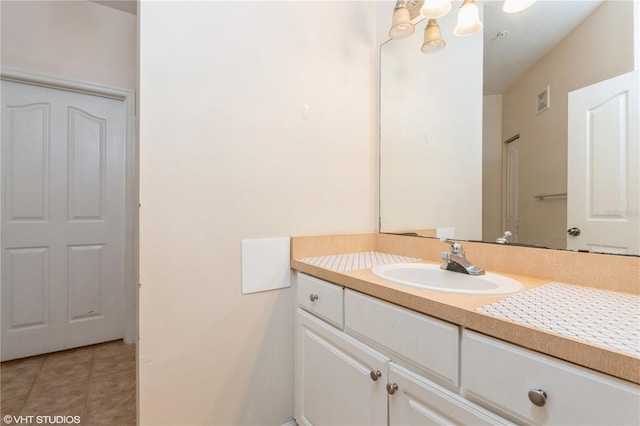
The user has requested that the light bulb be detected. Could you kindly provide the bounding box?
[389,5,415,39]
[421,19,446,54]
[421,0,452,19]
[503,0,536,13]
[454,0,483,37]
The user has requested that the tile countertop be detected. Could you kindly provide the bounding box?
[290,233,640,385]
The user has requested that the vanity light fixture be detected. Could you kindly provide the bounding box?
[503,0,537,14]
[422,19,446,54]
[421,0,452,19]
[389,0,416,39]
[392,0,533,54]
[453,0,483,36]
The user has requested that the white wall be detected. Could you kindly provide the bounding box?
[0,0,136,90]
[138,2,376,424]
[636,0,640,70]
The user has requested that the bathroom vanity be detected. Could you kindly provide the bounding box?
[291,233,640,425]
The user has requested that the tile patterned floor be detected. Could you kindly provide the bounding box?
[1,340,136,426]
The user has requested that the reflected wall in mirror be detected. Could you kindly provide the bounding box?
[380,0,639,255]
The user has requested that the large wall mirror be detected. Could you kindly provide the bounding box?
[380,0,639,255]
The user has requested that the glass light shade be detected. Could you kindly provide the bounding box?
[503,0,536,13]
[389,6,415,39]
[421,0,452,19]
[421,19,446,54]
[453,0,483,36]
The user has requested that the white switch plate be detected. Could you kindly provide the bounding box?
[241,237,291,294]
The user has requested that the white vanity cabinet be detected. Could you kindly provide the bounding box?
[294,272,512,426]
[462,330,640,425]
[294,270,640,425]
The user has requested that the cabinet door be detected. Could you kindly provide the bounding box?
[295,308,389,426]
[388,363,514,426]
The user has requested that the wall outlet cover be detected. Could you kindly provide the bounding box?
[241,237,291,294]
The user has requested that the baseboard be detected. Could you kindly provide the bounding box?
[281,420,297,426]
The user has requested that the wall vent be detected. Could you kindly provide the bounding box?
[536,85,550,114]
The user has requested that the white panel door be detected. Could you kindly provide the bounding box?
[1,80,126,360]
[505,139,520,243]
[567,70,639,254]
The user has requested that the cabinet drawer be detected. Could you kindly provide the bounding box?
[461,330,640,425]
[297,273,344,328]
[344,289,460,387]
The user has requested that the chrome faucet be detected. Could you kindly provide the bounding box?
[440,239,485,276]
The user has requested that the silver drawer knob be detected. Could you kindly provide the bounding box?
[370,370,382,381]
[309,294,318,302]
[386,383,398,395]
[528,389,547,407]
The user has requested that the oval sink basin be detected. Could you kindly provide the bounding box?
[372,263,523,295]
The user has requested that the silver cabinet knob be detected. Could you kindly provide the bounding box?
[386,383,398,395]
[309,294,318,302]
[369,370,382,381]
[528,389,548,407]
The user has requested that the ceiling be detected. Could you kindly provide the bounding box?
[91,0,137,15]
[483,0,604,95]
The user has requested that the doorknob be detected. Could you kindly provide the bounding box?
[567,227,581,236]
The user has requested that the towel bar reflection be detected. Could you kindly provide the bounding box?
[534,193,567,200]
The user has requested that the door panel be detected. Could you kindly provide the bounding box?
[68,108,106,221]
[5,247,49,329]
[4,103,49,220]
[588,93,626,219]
[1,80,126,360]
[68,244,103,321]
[567,70,639,253]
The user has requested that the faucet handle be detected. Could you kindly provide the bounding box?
[496,231,512,244]
[440,238,464,255]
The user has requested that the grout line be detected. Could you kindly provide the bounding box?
[82,345,97,424]
[19,355,46,416]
